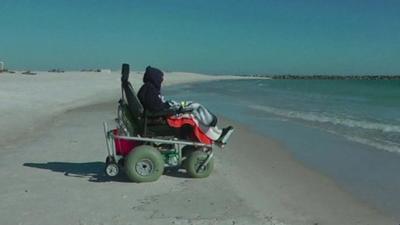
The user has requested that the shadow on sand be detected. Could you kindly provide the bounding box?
[23,162,128,183]
[23,162,191,183]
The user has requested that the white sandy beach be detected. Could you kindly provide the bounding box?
[0,71,396,225]
[0,71,249,147]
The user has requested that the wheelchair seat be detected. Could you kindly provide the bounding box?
[119,64,179,137]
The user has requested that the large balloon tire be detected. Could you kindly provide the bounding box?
[125,145,164,183]
[184,150,214,178]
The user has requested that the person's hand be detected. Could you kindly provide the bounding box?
[178,105,194,114]
[167,100,180,107]
[180,101,193,108]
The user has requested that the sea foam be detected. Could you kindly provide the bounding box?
[250,104,400,153]
[250,105,400,133]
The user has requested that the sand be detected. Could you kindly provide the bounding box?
[0,71,251,147]
[0,72,396,225]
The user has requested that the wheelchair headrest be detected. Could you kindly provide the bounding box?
[121,63,129,83]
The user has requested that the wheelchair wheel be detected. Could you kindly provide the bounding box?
[105,163,119,177]
[184,150,214,178]
[105,156,119,177]
[125,145,164,182]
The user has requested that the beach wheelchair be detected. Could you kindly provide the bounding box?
[103,64,225,182]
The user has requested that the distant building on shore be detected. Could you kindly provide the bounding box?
[100,69,111,73]
[0,61,4,71]
[81,68,111,73]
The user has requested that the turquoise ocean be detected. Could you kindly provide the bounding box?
[165,79,400,218]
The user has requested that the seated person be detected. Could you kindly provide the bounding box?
[137,66,233,145]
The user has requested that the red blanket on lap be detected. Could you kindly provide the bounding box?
[167,116,213,145]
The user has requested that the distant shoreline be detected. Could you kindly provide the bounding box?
[236,74,400,80]
[3,69,400,80]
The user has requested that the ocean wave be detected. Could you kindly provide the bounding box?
[250,105,400,133]
[345,136,400,154]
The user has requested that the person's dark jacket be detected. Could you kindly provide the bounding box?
[137,66,170,112]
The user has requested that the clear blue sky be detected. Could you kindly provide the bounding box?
[1,0,399,75]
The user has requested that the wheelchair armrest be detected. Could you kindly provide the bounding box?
[146,108,176,118]
[146,107,194,118]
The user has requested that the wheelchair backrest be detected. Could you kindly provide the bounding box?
[120,64,144,120]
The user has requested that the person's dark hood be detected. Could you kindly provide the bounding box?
[143,66,164,90]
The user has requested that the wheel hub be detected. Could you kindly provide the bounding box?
[136,159,154,176]
[105,163,119,177]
